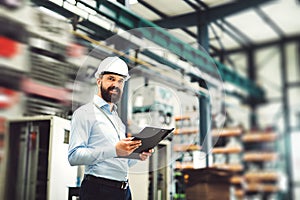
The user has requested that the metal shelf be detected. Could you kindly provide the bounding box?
[244,171,279,182]
[173,144,201,152]
[212,127,243,137]
[242,132,277,143]
[243,152,278,162]
[212,147,243,154]
[173,129,198,135]
[211,163,244,172]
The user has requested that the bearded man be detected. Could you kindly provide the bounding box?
[68,57,153,200]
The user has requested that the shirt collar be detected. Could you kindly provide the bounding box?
[93,95,117,112]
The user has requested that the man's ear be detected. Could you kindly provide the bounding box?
[96,78,101,87]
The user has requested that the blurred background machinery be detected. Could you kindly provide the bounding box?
[3,116,77,200]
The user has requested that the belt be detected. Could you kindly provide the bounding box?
[85,175,129,190]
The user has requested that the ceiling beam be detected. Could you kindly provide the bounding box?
[139,0,167,18]
[221,19,253,45]
[153,0,274,28]
[140,0,219,54]
[214,21,250,48]
[194,0,209,10]
[254,7,285,38]
[212,34,300,56]
[182,0,201,11]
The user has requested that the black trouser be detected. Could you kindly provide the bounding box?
[80,175,132,200]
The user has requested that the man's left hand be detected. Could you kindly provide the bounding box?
[139,149,154,161]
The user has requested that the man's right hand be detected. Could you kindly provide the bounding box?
[115,138,142,157]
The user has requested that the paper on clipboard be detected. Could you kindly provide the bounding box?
[118,126,174,159]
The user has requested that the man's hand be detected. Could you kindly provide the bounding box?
[116,138,142,157]
[139,149,154,161]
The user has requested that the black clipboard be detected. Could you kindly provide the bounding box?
[118,126,174,159]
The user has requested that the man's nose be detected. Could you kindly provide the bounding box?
[112,81,122,88]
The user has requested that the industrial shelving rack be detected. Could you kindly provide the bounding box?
[242,130,279,199]
[211,127,245,199]
[173,114,201,170]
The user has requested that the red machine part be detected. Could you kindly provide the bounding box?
[22,78,70,102]
[0,87,20,109]
[0,36,19,58]
[67,43,86,57]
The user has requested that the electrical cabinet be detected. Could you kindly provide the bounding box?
[3,116,77,200]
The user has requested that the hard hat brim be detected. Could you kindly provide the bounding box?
[95,71,130,81]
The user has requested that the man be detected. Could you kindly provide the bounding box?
[68,56,153,200]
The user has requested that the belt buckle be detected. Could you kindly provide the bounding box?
[121,181,128,190]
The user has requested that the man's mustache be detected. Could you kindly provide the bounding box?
[108,86,121,93]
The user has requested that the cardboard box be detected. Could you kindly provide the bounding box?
[182,168,232,200]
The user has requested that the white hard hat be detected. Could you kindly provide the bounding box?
[94,56,130,81]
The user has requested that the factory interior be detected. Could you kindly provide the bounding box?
[0,0,300,199]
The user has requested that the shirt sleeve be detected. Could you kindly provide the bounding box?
[68,109,117,166]
[128,159,138,167]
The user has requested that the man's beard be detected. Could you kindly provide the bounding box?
[101,84,122,103]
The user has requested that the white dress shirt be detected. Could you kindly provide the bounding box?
[68,95,137,181]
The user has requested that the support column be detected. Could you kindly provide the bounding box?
[118,54,130,135]
[199,95,211,167]
[197,23,209,51]
[120,81,129,134]
[197,23,211,167]
[247,49,258,128]
[280,43,294,200]
[298,41,300,78]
